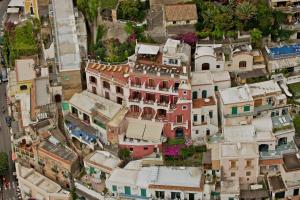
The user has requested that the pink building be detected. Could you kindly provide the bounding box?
[85,41,192,158]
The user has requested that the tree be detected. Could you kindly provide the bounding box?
[117,0,146,22]
[0,152,8,176]
[255,0,273,36]
[235,2,257,28]
[118,148,131,161]
[250,28,263,48]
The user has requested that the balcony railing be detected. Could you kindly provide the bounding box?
[254,104,274,114]
[224,112,253,118]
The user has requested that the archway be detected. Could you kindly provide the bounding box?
[54,94,62,103]
[259,144,269,152]
[175,127,184,138]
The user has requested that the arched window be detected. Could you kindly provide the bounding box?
[239,61,247,68]
[202,63,210,70]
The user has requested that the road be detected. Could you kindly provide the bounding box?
[0,83,17,200]
[0,0,18,199]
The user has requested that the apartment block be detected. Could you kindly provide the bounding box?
[16,163,71,200]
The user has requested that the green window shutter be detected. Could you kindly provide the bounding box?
[141,188,147,197]
[62,102,69,111]
[112,185,117,192]
[231,107,237,115]
[124,186,131,195]
[244,105,250,112]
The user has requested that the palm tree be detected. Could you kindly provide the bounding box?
[235,2,257,23]
[201,3,220,29]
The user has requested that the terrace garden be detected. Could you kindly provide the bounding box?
[163,139,206,166]
[3,20,39,66]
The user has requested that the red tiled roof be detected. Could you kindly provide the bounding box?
[164,4,198,22]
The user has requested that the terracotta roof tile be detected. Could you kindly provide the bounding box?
[164,4,198,22]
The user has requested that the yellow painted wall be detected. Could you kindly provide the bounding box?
[24,0,39,18]
[17,81,33,94]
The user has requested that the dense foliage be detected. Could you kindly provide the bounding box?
[117,0,149,22]
[195,0,294,42]
[3,20,38,66]
[77,0,118,21]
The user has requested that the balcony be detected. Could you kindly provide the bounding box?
[145,84,156,90]
[156,101,170,108]
[224,112,253,118]
[260,150,282,160]
[254,104,274,114]
[119,193,149,199]
[144,99,155,105]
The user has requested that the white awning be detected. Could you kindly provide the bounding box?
[125,119,163,142]
[137,44,159,55]
[126,122,144,140]
[7,7,19,13]
[143,124,163,142]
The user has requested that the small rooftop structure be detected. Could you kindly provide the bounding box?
[249,80,282,97]
[164,4,198,22]
[220,85,253,105]
[69,90,122,119]
[15,59,36,82]
[84,151,121,174]
[125,118,163,143]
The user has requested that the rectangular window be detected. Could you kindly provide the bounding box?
[231,107,237,115]
[246,171,251,176]
[214,86,218,91]
[193,114,198,122]
[230,160,236,169]
[144,146,148,150]
[176,115,183,123]
[112,185,117,192]
[246,160,252,168]
[244,105,250,112]
[124,186,131,195]
[155,191,165,199]
[209,111,213,118]
[231,172,235,177]
[141,188,147,197]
